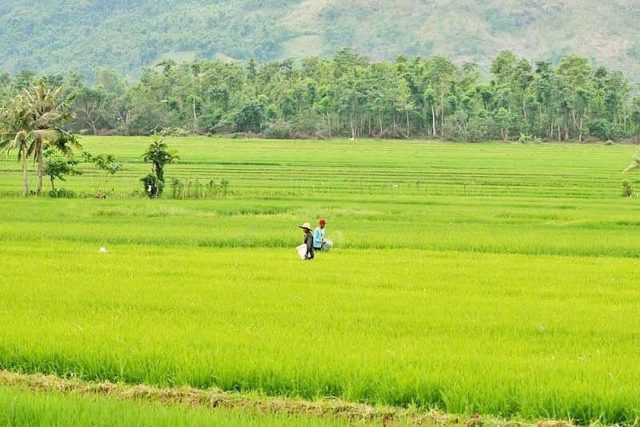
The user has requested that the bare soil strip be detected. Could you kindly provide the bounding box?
[0,370,569,426]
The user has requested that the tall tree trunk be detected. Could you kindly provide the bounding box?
[539,105,543,133]
[578,117,584,143]
[431,104,437,137]
[192,98,198,132]
[350,116,356,139]
[21,150,29,197]
[406,111,410,139]
[558,124,561,142]
[36,137,44,196]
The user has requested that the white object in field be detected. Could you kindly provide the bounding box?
[323,239,333,251]
[296,244,307,260]
[98,247,108,254]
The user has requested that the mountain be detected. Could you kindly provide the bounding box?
[2,0,640,80]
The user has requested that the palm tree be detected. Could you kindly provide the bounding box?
[25,83,81,194]
[1,98,33,196]
[2,82,80,195]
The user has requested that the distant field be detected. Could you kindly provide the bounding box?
[1,138,640,424]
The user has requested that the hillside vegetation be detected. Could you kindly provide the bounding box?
[1,0,640,79]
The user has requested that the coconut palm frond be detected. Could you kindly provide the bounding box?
[623,153,640,173]
[51,127,82,155]
[26,135,41,160]
[36,110,65,125]
[0,136,10,151]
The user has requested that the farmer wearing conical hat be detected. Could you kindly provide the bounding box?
[299,222,314,260]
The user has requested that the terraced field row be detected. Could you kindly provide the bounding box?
[0,138,634,199]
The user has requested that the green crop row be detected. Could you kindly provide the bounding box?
[0,137,636,199]
[0,386,349,427]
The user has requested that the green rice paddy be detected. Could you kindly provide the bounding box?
[0,385,349,427]
[1,137,639,424]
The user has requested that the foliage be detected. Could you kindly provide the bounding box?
[0,81,80,195]
[47,188,77,199]
[82,152,122,197]
[141,137,178,198]
[621,180,634,197]
[2,50,640,143]
[43,147,81,193]
[169,178,230,199]
[518,133,542,144]
[1,1,640,84]
[92,154,122,177]
[623,152,640,173]
[157,127,191,137]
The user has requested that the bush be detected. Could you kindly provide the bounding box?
[141,174,162,198]
[168,178,230,199]
[48,188,76,198]
[622,180,635,197]
[264,120,293,139]
[156,127,190,137]
[375,128,404,139]
[517,133,542,144]
[199,110,224,134]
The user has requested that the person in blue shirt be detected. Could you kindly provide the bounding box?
[313,219,327,251]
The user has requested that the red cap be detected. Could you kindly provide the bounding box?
[319,219,326,225]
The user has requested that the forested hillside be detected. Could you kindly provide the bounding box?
[1,0,640,79]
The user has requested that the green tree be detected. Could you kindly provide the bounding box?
[0,98,32,195]
[141,137,178,198]
[43,147,81,193]
[1,81,80,195]
[235,99,265,133]
[84,152,122,196]
[73,85,107,134]
[556,55,593,142]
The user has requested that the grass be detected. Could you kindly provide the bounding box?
[0,384,353,427]
[1,137,640,424]
[0,370,481,426]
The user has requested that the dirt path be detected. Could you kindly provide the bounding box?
[0,370,568,426]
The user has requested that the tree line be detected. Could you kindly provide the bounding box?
[1,49,640,142]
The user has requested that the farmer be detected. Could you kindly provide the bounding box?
[313,219,327,251]
[299,222,314,260]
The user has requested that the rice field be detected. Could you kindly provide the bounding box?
[0,385,351,427]
[1,137,640,425]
